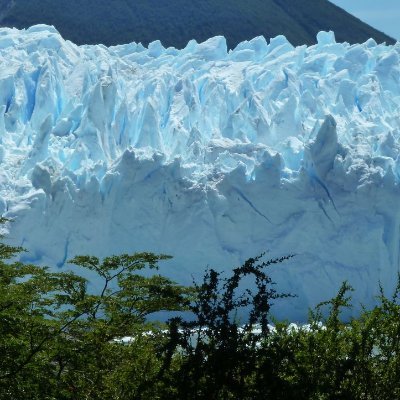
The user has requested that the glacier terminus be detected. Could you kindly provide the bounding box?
[1,26,400,320]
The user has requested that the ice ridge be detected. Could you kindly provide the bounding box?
[1,26,400,320]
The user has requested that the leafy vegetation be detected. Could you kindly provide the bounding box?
[0,0,395,48]
[0,220,399,398]
[0,218,192,399]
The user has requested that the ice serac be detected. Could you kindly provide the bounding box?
[305,115,338,180]
[1,26,400,320]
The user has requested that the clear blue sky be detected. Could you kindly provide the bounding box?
[330,0,400,41]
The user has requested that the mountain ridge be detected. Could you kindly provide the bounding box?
[0,0,395,48]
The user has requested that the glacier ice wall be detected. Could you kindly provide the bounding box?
[1,26,400,320]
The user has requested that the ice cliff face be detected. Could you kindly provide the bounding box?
[1,26,400,320]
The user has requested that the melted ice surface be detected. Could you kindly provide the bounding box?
[1,26,400,320]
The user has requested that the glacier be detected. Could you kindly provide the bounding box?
[1,25,400,320]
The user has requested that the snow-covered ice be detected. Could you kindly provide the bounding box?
[1,26,400,320]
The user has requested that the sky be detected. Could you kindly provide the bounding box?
[330,0,400,41]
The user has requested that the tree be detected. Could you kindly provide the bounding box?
[0,218,192,399]
[162,253,294,399]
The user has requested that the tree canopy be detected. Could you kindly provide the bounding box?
[0,219,399,398]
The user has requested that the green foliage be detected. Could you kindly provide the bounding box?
[0,227,191,399]
[162,253,295,399]
[0,221,399,398]
[252,279,400,400]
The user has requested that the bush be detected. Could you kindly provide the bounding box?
[0,220,399,399]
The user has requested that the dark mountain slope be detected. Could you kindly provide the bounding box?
[0,0,395,48]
